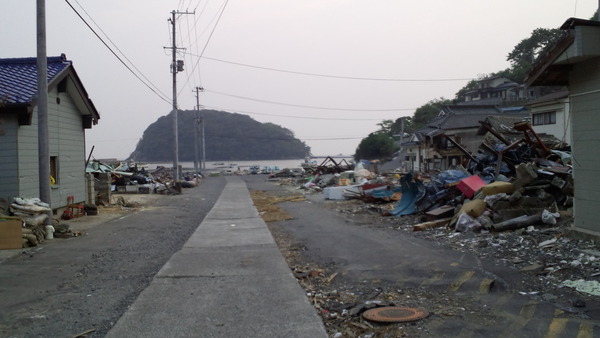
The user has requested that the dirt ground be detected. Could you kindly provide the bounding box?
[63,193,165,233]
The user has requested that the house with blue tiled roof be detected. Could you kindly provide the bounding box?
[0,54,100,211]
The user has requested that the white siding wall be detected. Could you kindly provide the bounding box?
[569,58,600,233]
[0,115,20,201]
[17,87,87,209]
[531,101,572,145]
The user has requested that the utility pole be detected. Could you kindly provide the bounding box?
[193,86,204,176]
[202,117,206,171]
[400,116,405,151]
[37,0,51,225]
[166,10,193,182]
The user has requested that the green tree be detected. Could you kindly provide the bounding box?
[354,132,397,161]
[390,116,412,136]
[376,119,394,134]
[409,98,452,131]
[506,28,563,83]
[454,79,479,102]
[454,27,565,100]
[128,110,310,161]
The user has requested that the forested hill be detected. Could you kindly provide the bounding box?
[127,109,309,162]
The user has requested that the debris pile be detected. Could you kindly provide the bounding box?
[276,121,600,306]
[302,156,355,176]
[7,197,51,247]
[87,160,201,196]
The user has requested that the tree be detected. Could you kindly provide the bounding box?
[506,28,563,83]
[390,116,411,137]
[454,79,479,102]
[354,132,397,161]
[409,98,452,131]
[376,119,394,134]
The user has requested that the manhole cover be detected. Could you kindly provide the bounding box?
[362,306,429,323]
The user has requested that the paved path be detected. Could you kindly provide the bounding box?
[106,176,327,337]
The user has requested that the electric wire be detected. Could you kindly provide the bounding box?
[179,0,229,95]
[204,89,415,112]
[200,105,400,121]
[88,132,362,143]
[192,54,473,82]
[191,0,203,12]
[64,0,172,105]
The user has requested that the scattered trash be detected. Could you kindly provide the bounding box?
[562,280,600,296]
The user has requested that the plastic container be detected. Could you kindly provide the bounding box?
[45,225,55,239]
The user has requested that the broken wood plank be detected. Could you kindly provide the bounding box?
[413,217,453,231]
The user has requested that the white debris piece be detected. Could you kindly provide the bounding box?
[562,279,600,296]
[538,238,557,248]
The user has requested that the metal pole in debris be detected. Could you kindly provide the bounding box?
[37,0,51,225]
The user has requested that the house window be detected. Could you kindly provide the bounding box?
[444,136,461,148]
[50,156,58,186]
[533,111,556,126]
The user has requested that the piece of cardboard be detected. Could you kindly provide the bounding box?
[0,218,23,250]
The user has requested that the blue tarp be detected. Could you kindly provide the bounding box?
[366,186,402,200]
[389,173,422,216]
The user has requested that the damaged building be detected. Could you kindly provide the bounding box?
[525,17,600,239]
[403,105,530,172]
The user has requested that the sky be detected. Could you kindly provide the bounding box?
[1,0,598,160]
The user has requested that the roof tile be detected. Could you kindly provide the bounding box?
[0,55,70,104]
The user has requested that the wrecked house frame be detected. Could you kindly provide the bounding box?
[404,105,530,173]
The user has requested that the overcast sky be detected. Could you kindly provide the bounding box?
[1,1,597,160]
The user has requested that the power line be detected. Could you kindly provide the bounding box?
[301,137,364,141]
[190,54,473,82]
[64,0,172,105]
[204,89,415,112]
[200,105,402,121]
[179,0,229,95]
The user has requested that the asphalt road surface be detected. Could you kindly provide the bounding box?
[0,176,226,338]
[242,175,600,338]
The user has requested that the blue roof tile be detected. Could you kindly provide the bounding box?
[0,55,70,104]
